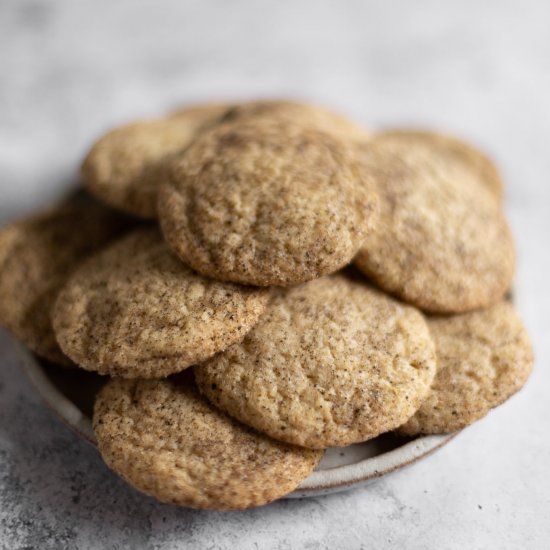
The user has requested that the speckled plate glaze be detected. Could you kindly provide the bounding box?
[17,342,455,498]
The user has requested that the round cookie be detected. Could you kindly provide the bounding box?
[195,273,437,449]
[0,195,132,365]
[398,301,533,435]
[93,376,322,510]
[82,103,229,218]
[52,228,270,378]
[220,99,370,142]
[159,119,379,286]
[376,129,503,199]
[353,139,515,313]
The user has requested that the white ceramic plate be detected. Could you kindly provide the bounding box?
[17,343,455,498]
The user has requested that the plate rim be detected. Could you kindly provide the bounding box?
[15,341,455,498]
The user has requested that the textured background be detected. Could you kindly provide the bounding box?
[1,1,549,548]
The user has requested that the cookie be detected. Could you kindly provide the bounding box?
[220,99,370,142]
[376,129,503,199]
[195,273,436,449]
[353,139,515,313]
[399,300,533,435]
[158,118,379,286]
[52,228,270,378]
[82,103,229,218]
[93,376,322,510]
[0,195,131,365]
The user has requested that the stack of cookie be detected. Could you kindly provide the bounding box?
[0,100,533,510]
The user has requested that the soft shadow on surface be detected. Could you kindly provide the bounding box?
[318,433,413,470]
[42,361,107,419]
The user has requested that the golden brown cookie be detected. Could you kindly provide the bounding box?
[195,274,436,449]
[82,103,229,218]
[0,195,131,365]
[353,139,515,313]
[93,376,322,510]
[398,301,533,435]
[159,119,379,286]
[376,129,503,199]
[52,228,270,378]
[220,99,370,142]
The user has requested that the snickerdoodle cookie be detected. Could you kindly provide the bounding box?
[82,103,229,218]
[0,195,131,365]
[354,139,515,313]
[52,228,270,378]
[159,119,379,286]
[195,273,436,449]
[93,376,322,510]
[376,129,503,199]
[398,300,533,435]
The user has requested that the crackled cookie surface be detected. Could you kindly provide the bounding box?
[93,377,322,510]
[376,129,503,199]
[159,119,379,286]
[82,103,229,218]
[399,301,533,435]
[52,228,270,378]
[195,274,436,449]
[0,195,131,364]
[354,139,515,313]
